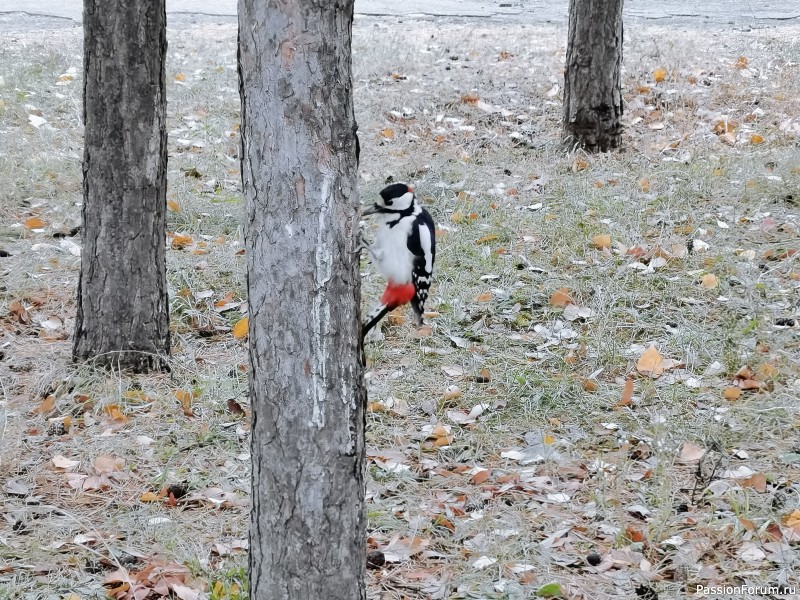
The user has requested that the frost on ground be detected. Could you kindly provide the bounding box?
[1,16,800,600]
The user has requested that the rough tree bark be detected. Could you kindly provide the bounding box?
[73,0,169,371]
[238,0,365,598]
[562,0,624,152]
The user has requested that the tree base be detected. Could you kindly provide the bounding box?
[72,350,170,374]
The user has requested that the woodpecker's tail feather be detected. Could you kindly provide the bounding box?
[362,282,416,341]
[361,303,393,340]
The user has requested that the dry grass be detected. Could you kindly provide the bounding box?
[1,16,800,600]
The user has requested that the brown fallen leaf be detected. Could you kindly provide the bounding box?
[723,387,741,401]
[740,472,767,493]
[171,234,193,249]
[653,67,667,82]
[226,398,245,416]
[549,288,574,308]
[591,234,611,250]
[679,442,706,463]
[615,378,634,408]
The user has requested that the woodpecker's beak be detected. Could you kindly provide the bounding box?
[361,204,380,217]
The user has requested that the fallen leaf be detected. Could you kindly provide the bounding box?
[94,455,124,473]
[52,455,80,470]
[638,178,651,193]
[174,72,186,81]
[232,317,249,340]
[470,469,490,484]
[32,395,56,414]
[592,234,611,250]
[735,56,748,69]
[140,491,161,502]
[380,127,395,139]
[171,234,193,249]
[174,390,194,417]
[474,291,492,303]
[653,68,667,82]
[24,217,46,229]
[226,398,245,416]
[679,442,706,463]
[740,472,767,492]
[167,200,181,212]
[549,288,574,308]
[701,273,718,288]
[615,378,633,408]
[636,346,665,378]
[723,387,741,401]
[750,134,764,145]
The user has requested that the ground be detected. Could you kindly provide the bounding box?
[1,11,800,600]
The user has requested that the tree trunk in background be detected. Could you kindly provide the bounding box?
[562,0,624,152]
[74,0,169,372]
[238,0,365,598]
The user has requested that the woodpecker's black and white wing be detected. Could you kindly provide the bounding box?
[407,207,436,324]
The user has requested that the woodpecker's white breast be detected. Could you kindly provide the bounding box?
[371,214,416,284]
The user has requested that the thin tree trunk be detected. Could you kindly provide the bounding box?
[74,0,169,372]
[562,0,624,152]
[238,0,365,598]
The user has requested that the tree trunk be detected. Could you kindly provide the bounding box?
[238,1,365,598]
[73,0,169,372]
[562,0,624,152]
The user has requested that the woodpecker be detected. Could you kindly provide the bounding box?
[361,183,436,339]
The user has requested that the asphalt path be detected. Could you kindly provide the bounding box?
[1,0,798,31]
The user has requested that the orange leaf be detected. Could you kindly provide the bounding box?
[549,288,573,308]
[104,404,129,423]
[140,491,161,502]
[616,378,634,408]
[591,234,611,250]
[476,234,499,245]
[653,68,667,82]
[637,346,665,378]
[174,73,186,81]
[740,472,767,492]
[581,378,598,392]
[380,128,395,139]
[460,93,479,104]
[723,387,741,401]
[637,178,651,193]
[474,292,492,303]
[735,56,748,69]
[625,526,646,543]
[171,234,193,249]
[167,200,181,213]
[750,134,764,145]
[32,395,56,414]
[24,217,46,229]
[470,469,490,484]
[232,317,249,340]
[174,389,194,417]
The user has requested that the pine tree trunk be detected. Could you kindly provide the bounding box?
[562,0,624,152]
[73,0,169,372]
[238,0,365,598]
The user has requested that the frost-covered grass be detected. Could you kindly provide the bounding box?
[1,18,799,600]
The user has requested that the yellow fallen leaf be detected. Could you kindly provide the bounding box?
[653,67,667,82]
[174,73,186,81]
[749,134,764,145]
[140,491,161,502]
[24,217,46,229]
[171,234,193,249]
[380,128,395,139]
[701,273,718,288]
[460,93,479,104]
[723,387,741,401]
[167,200,181,212]
[735,56,748,69]
[475,291,492,303]
[591,234,611,250]
[450,210,464,223]
[638,178,651,193]
[233,317,249,340]
[637,345,665,378]
[476,234,499,245]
